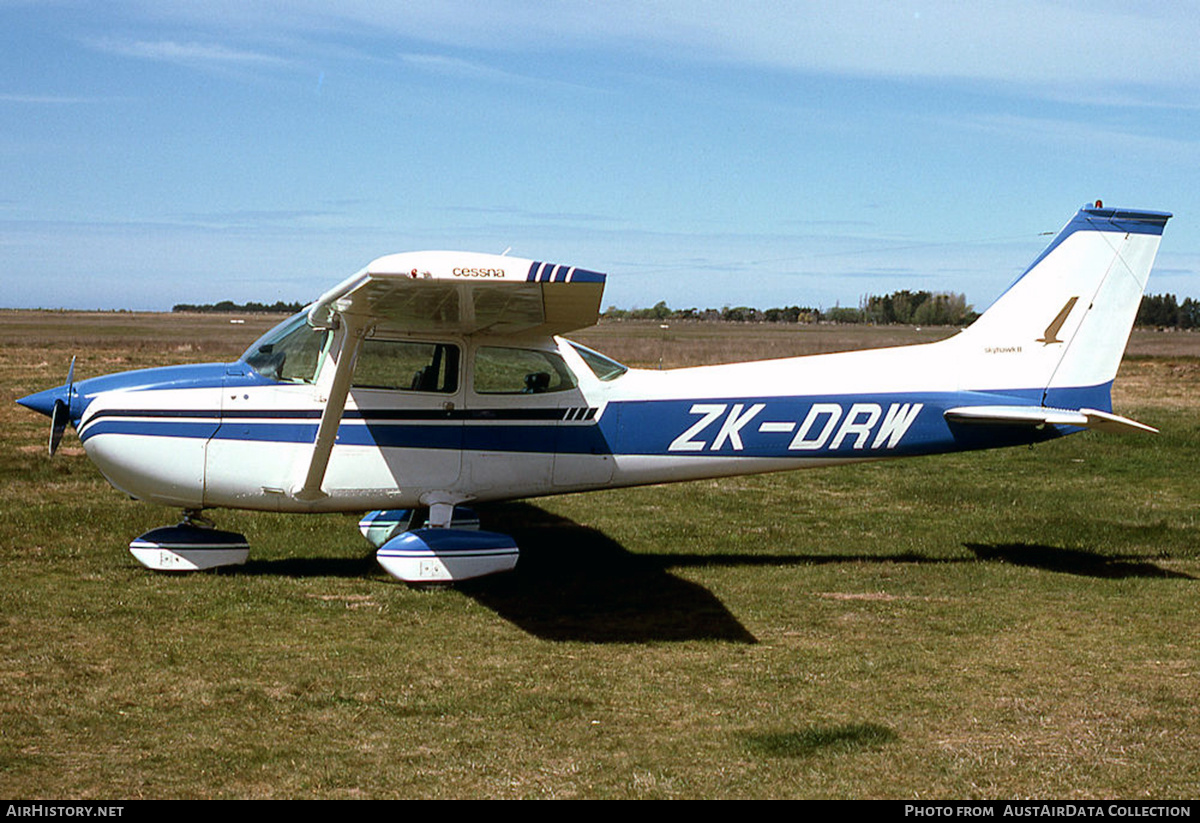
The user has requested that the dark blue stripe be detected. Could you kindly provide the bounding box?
[78,384,1114,459]
[84,407,568,424]
[83,420,223,441]
[565,267,605,283]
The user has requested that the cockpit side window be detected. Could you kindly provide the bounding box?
[243,312,329,384]
[353,339,459,393]
[474,347,578,394]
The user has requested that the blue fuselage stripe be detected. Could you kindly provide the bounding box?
[77,383,1109,459]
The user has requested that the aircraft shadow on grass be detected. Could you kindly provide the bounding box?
[654,540,1192,581]
[962,542,1195,580]
[237,553,379,579]
[228,504,1191,643]
[232,502,759,644]
[457,503,758,644]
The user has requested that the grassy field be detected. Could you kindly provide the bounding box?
[2,311,1198,799]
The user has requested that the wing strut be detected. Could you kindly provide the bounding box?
[293,314,367,502]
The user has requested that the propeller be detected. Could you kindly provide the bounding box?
[48,356,75,457]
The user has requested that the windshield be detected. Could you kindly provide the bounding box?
[242,311,329,384]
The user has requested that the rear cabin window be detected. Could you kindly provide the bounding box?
[569,342,628,381]
[353,340,459,393]
[473,347,578,394]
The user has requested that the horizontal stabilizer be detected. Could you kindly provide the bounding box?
[944,405,1157,434]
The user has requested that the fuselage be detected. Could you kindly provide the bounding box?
[36,327,1073,513]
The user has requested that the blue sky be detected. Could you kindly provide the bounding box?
[2,1,1197,313]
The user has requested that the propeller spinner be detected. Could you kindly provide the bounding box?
[16,357,76,456]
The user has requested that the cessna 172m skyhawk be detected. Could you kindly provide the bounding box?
[17,204,1171,583]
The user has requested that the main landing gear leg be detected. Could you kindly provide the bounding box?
[129,509,250,572]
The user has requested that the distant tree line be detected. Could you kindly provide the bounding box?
[603,301,824,324]
[604,291,1200,330]
[604,290,979,327]
[172,300,305,314]
[1136,294,1200,329]
[860,290,976,326]
[171,291,1199,329]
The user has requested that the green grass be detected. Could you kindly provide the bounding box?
[2,314,1198,798]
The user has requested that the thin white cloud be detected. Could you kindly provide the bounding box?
[956,112,1200,161]
[397,52,606,94]
[89,37,291,68]
[122,1,1200,102]
[664,1,1200,86]
[399,53,531,84]
[441,204,620,225]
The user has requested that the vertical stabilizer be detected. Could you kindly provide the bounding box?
[948,205,1170,410]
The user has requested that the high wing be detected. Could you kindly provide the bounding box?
[307,251,606,337]
[292,251,607,501]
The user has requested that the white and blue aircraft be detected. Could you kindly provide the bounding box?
[17,204,1171,583]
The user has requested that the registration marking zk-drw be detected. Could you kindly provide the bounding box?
[668,402,924,453]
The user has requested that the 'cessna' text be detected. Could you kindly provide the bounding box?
[452,267,507,278]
